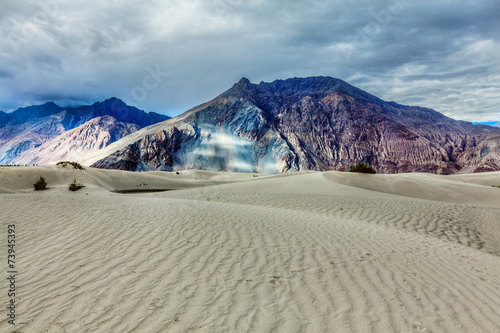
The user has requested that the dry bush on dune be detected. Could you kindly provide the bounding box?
[33,176,47,190]
[349,162,377,174]
[68,179,85,191]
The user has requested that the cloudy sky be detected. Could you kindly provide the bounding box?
[0,0,499,121]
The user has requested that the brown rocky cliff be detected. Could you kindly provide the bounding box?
[91,77,500,174]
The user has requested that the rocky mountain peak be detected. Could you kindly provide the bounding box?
[219,77,256,101]
[1,101,63,128]
[42,101,59,108]
[236,77,252,86]
[99,97,127,107]
[256,76,387,106]
[217,76,389,116]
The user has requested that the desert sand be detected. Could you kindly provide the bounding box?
[1,165,500,332]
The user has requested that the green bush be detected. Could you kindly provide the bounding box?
[33,176,47,190]
[69,179,85,191]
[349,162,377,174]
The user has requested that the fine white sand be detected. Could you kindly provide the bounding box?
[1,166,499,332]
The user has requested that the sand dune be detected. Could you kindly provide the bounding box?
[1,167,499,332]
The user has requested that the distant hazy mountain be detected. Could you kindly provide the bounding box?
[90,77,500,174]
[472,121,500,127]
[0,98,169,164]
[0,102,63,128]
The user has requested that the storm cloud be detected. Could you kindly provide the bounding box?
[0,0,498,121]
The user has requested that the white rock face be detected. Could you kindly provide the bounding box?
[0,113,67,164]
[0,98,169,164]
[11,116,140,165]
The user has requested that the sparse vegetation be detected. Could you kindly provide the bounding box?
[491,185,500,189]
[349,162,377,174]
[33,176,47,190]
[56,161,84,170]
[68,179,85,191]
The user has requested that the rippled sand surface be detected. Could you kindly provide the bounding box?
[1,166,499,332]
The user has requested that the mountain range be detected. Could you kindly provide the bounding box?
[88,77,500,174]
[0,98,169,164]
[1,76,500,174]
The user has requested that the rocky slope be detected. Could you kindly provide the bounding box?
[11,116,141,165]
[0,98,169,164]
[91,77,500,174]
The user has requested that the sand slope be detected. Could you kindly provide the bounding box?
[1,168,499,332]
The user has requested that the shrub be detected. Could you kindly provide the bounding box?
[69,179,85,191]
[33,176,47,190]
[349,162,376,174]
[56,161,84,170]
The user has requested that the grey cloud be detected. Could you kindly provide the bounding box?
[0,0,498,121]
[0,70,14,79]
[402,67,490,81]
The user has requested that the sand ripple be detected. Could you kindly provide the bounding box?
[1,170,499,332]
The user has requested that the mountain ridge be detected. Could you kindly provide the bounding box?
[11,116,141,165]
[0,98,169,164]
[90,76,500,174]
[2,78,498,173]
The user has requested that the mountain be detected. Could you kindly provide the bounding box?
[90,76,500,174]
[0,102,63,128]
[0,98,169,164]
[10,116,141,165]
